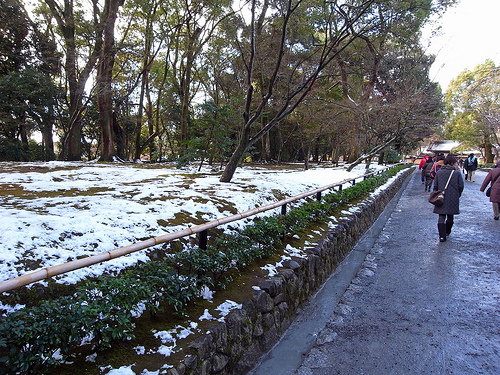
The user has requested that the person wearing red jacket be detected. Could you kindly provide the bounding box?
[419,155,432,184]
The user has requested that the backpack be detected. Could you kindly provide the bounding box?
[430,163,441,179]
[423,161,434,177]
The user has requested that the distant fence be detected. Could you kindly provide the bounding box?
[0,164,403,293]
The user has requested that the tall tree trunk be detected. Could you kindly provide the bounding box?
[179,28,202,154]
[113,112,125,159]
[58,9,84,161]
[44,0,103,161]
[134,71,148,161]
[97,65,114,161]
[62,90,84,160]
[133,6,157,161]
[19,123,29,150]
[41,124,54,160]
[485,141,494,164]
[97,0,123,161]
[219,140,250,182]
[260,132,271,161]
[219,127,252,182]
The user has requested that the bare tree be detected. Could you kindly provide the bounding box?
[219,0,376,182]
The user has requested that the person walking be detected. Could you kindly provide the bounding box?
[432,155,464,242]
[464,153,478,182]
[430,154,445,179]
[419,155,432,184]
[422,156,435,192]
[479,160,500,220]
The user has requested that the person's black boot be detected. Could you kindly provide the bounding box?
[438,223,447,242]
[445,219,454,236]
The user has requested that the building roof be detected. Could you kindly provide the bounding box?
[427,140,461,153]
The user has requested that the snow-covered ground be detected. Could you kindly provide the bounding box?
[0,161,405,374]
[0,161,383,287]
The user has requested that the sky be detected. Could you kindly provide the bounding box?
[0,161,401,373]
[422,0,500,91]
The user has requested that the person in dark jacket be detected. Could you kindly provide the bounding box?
[479,160,500,220]
[419,155,432,184]
[464,153,478,182]
[422,156,435,192]
[430,154,445,179]
[433,155,464,242]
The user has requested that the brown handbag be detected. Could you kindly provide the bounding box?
[428,171,454,206]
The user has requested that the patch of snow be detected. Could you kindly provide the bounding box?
[133,346,145,355]
[199,309,214,321]
[104,365,135,375]
[0,162,399,310]
[85,353,98,362]
[200,286,214,301]
[215,300,242,321]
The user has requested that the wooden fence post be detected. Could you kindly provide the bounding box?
[281,203,287,215]
[199,230,208,250]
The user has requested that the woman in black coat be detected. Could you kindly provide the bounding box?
[433,155,464,242]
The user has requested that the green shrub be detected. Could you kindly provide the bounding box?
[0,296,88,374]
[28,141,56,161]
[0,138,28,161]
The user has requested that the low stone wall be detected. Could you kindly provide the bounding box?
[167,168,414,375]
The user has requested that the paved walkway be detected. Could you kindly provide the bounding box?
[250,168,500,375]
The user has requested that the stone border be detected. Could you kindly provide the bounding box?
[167,167,414,375]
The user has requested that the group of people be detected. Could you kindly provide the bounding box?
[419,153,500,242]
[420,154,443,192]
[420,153,478,191]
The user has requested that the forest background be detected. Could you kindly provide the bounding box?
[1,0,499,183]
[2,1,500,372]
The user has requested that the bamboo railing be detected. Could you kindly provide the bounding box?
[0,165,398,293]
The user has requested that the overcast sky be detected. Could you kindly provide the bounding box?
[422,0,500,91]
